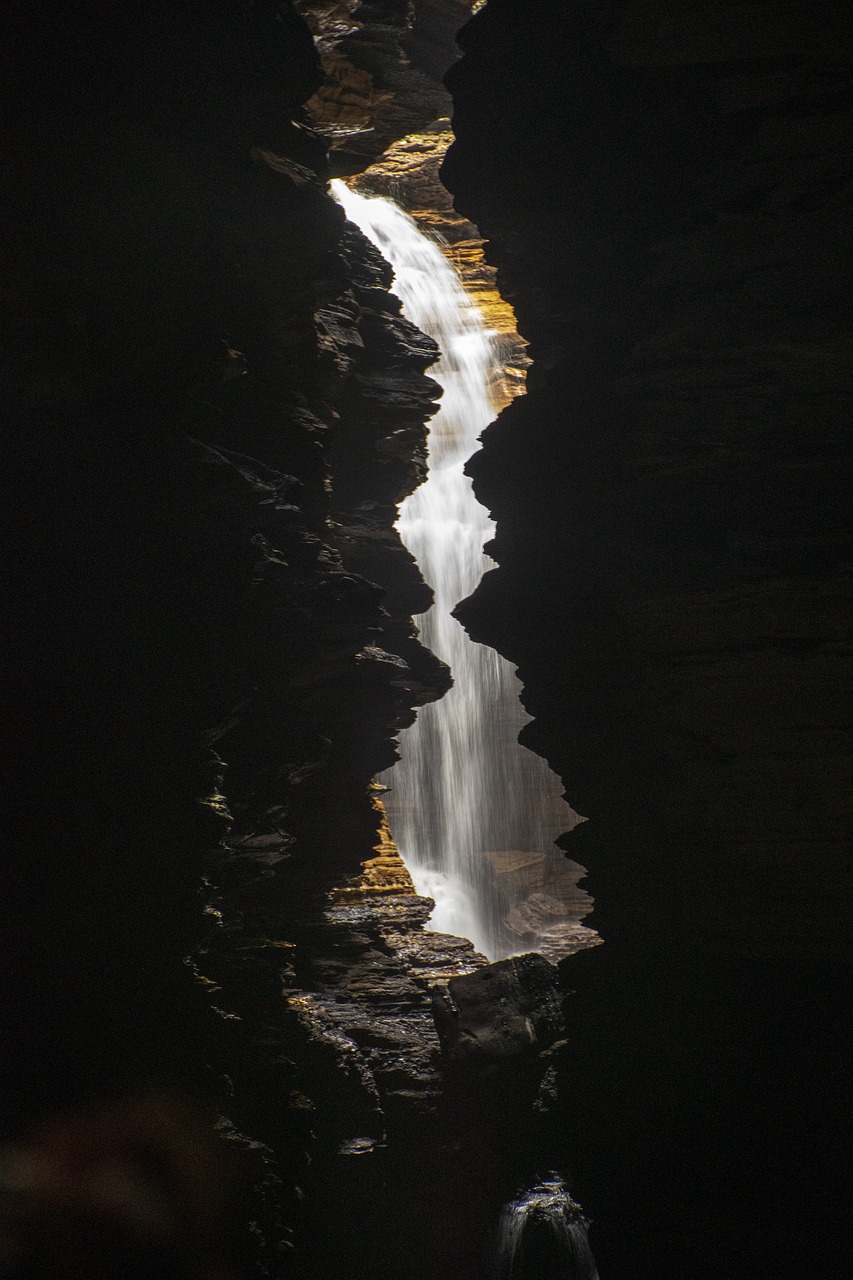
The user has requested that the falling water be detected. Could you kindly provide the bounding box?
[332,180,594,961]
[498,1178,599,1280]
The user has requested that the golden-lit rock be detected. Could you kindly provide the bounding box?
[294,3,474,168]
[332,790,416,903]
[350,129,464,230]
[303,49,394,145]
[348,129,529,405]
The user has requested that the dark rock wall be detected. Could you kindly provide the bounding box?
[443,2,851,1277]
[1,3,459,1273]
[4,1,851,1277]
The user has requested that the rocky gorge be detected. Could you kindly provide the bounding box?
[2,3,850,1279]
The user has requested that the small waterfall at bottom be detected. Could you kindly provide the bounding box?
[498,1178,599,1280]
[332,179,598,962]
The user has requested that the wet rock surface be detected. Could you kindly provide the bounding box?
[8,2,850,1278]
[296,0,475,168]
[3,4,574,1278]
[1,3,474,1275]
[433,953,563,1068]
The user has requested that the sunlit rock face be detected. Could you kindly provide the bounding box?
[295,0,475,168]
[296,1,530,385]
[350,127,529,400]
[296,0,528,400]
[443,2,852,1277]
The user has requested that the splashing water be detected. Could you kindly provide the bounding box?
[498,1178,599,1280]
[332,180,593,961]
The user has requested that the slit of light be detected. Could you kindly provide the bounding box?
[331,179,597,962]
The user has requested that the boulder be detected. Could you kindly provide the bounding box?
[432,952,563,1068]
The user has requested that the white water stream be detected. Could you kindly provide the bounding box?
[332,181,593,961]
[498,1178,599,1280]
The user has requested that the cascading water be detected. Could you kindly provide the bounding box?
[497,1178,599,1280]
[332,180,596,961]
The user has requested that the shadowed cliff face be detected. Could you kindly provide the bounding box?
[4,2,851,1277]
[0,3,467,1271]
[443,2,851,1277]
[3,4,561,1278]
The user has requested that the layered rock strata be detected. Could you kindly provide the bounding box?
[13,2,848,1277]
[295,0,474,169]
[442,2,852,1277]
[350,126,529,402]
[1,3,488,1275]
[294,1,527,400]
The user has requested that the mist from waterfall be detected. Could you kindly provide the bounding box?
[331,180,593,961]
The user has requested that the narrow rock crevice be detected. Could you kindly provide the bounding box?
[4,3,849,1279]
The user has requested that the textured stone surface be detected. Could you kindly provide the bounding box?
[2,4,572,1277]
[433,953,563,1068]
[8,2,850,1277]
[296,0,475,168]
[442,2,852,1277]
[300,1,529,401]
[0,3,460,1274]
[351,127,529,401]
[266,792,491,1277]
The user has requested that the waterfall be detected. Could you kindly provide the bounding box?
[498,1179,599,1280]
[332,180,594,962]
